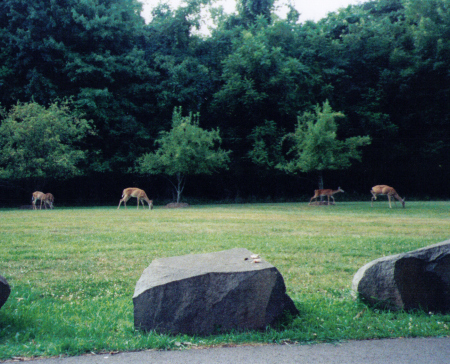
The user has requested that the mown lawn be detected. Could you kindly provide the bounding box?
[0,201,449,359]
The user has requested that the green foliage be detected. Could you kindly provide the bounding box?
[136,107,231,202]
[0,0,157,170]
[0,0,449,197]
[212,19,320,153]
[277,101,371,180]
[153,55,213,111]
[236,0,275,25]
[0,100,94,181]
[248,120,283,169]
[400,0,450,167]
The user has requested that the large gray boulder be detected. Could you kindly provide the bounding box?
[352,240,450,312]
[0,274,11,309]
[133,248,298,335]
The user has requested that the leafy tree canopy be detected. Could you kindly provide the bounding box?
[237,0,275,25]
[136,106,231,202]
[248,119,284,169]
[0,0,449,200]
[0,100,94,183]
[276,100,371,188]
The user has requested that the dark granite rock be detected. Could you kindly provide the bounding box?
[352,240,450,312]
[0,275,11,309]
[133,248,298,334]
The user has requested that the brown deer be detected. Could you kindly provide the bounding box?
[309,187,344,205]
[118,188,153,210]
[43,193,54,209]
[371,185,405,208]
[32,191,54,210]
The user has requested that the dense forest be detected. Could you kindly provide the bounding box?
[0,0,449,206]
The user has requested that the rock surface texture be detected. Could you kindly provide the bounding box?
[352,240,450,312]
[0,274,11,309]
[133,248,298,335]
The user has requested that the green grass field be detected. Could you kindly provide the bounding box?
[1,201,449,359]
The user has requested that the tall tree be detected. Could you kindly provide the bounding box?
[400,0,450,180]
[276,101,371,189]
[0,100,93,187]
[136,107,231,203]
[211,17,321,159]
[0,0,157,171]
[143,0,219,131]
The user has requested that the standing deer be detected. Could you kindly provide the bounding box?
[32,191,54,210]
[309,187,344,205]
[118,188,153,210]
[371,185,405,208]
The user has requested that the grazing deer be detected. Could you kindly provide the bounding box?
[43,193,54,209]
[32,191,54,210]
[371,185,405,208]
[309,187,344,205]
[118,188,153,210]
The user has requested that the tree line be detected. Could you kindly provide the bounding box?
[0,0,449,206]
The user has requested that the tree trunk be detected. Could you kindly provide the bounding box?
[176,174,181,204]
[176,172,185,204]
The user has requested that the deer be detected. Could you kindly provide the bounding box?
[118,188,153,210]
[43,193,54,209]
[32,191,54,210]
[370,185,405,208]
[309,187,344,205]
